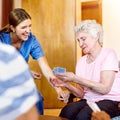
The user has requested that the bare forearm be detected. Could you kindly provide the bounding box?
[73,76,110,94]
[37,57,53,82]
[41,64,53,81]
[65,83,84,98]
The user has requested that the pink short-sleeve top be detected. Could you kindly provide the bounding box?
[76,48,120,102]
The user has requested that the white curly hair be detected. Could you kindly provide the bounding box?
[74,20,103,45]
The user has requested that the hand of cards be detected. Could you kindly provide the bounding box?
[52,67,66,75]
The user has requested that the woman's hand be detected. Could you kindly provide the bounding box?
[57,89,70,103]
[50,77,70,103]
[55,72,76,82]
[31,70,42,79]
[50,77,68,87]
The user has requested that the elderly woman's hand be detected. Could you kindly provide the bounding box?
[50,77,67,87]
[55,72,76,82]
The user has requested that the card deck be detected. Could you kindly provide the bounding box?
[52,67,66,75]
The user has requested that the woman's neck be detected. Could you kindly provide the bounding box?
[87,45,102,63]
[10,32,23,50]
[10,32,22,43]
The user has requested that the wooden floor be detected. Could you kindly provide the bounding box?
[44,109,61,116]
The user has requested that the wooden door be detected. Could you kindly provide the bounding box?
[0,0,13,28]
[82,0,102,24]
[22,0,81,108]
[81,0,102,55]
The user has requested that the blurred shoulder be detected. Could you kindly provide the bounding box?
[0,43,16,54]
[0,43,26,64]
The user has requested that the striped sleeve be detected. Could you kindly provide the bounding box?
[0,43,39,120]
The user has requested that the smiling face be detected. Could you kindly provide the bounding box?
[10,19,32,41]
[76,31,98,54]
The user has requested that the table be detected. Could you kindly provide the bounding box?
[39,115,69,120]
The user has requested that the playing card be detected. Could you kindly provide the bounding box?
[57,67,66,73]
[52,67,66,75]
[52,67,58,75]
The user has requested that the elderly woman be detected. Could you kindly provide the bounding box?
[51,20,120,120]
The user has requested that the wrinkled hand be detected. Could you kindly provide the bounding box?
[91,111,111,120]
[57,89,70,103]
[50,77,70,103]
[55,72,76,82]
[50,75,71,103]
[31,70,42,79]
[50,77,68,87]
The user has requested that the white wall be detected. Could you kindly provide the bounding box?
[103,0,120,59]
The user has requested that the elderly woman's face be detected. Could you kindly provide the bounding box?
[76,32,97,54]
